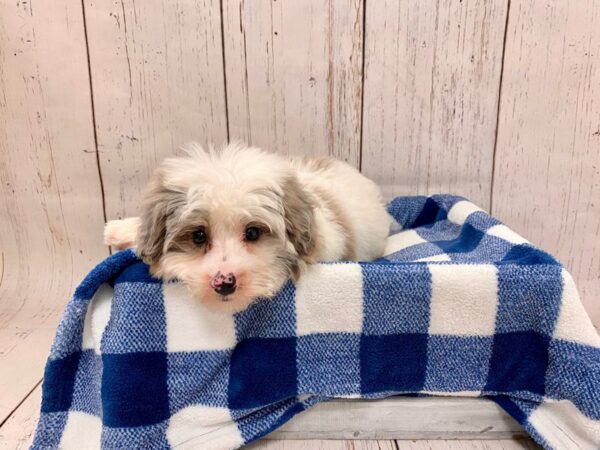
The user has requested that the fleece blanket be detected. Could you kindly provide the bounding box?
[32,195,600,450]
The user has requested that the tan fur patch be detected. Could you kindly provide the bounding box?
[281,175,320,263]
[136,168,187,265]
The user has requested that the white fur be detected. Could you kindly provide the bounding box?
[104,142,391,312]
[290,157,391,261]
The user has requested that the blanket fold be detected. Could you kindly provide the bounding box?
[32,195,600,450]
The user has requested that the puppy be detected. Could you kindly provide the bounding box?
[104,142,390,312]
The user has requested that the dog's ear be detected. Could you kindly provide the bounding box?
[282,176,317,262]
[136,168,183,267]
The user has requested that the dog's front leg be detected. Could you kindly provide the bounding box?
[104,217,141,250]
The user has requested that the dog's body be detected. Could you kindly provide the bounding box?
[104,143,390,312]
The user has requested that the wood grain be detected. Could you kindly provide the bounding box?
[491,0,600,328]
[83,0,229,219]
[265,397,525,440]
[0,390,538,450]
[0,0,107,422]
[223,0,364,166]
[246,440,396,449]
[0,384,41,449]
[361,0,509,207]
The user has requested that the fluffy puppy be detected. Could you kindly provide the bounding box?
[104,142,390,312]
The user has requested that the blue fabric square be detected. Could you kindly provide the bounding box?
[360,334,428,394]
[234,281,296,339]
[167,350,231,412]
[30,412,69,449]
[49,300,88,360]
[101,420,169,450]
[297,333,360,396]
[424,336,493,392]
[447,234,514,263]
[113,260,161,284]
[485,331,550,397]
[362,264,431,334]
[499,245,559,266]
[101,282,166,353]
[545,340,600,420]
[101,352,169,427]
[407,218,460,245]
[432,223,485,254]
[465,211,502,232]
[387,195,428,228]
[410,197,448,228]
[495,265,563,335]
[228,337,297,410]
[70,350,102,414]
[41,352,81,413]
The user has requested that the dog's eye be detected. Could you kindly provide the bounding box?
[192,228,208,245]
[244,227,261,242]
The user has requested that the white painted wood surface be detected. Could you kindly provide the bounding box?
[0,384,41,449]
[0,0,598,447]
[361,0,509,209]
[0,0,107,424]
[266,397,525,440]
[247,439,539,450]
[492,0,600,327]
[0,389,537,450]
[83,0,229,219]
[223,0,364,166]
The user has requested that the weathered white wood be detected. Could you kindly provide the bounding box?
[0,384,41,449]
[491,0,600,328]
[248,440,538,450]
[394,439,539,450]
[247,440,396,449]
[265,398,525,440]
[84,0,229,219]
[0,0,107,423]
[223,0,363,166]
[0,328,54,423]
[361,0,509,209]
[0,392,532,448]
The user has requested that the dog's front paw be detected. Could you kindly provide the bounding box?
[104,217,141,250]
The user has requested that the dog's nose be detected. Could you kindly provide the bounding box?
[211,272,237,296]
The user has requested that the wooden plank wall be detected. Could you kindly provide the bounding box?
[492,0,600,324]
[0,0,599,443]
[0,0,108,423]
[362,0,508,208]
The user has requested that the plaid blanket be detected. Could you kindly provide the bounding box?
[32,195,600,450]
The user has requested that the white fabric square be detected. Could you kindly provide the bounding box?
[163,283,236,352]
[384,229,427,256]
[296,263,364,335]
[428,264,498,336]
[59,411,102,450]
[416,254,451,262]
[82,283,113,354]
[486,224,529,244]
[167,405,244,450]
[553,269,600,347]
[448,200,484,225]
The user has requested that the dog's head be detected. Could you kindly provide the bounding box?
[136,143,317,312]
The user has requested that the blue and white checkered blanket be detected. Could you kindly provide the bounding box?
[32,195,600,449]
